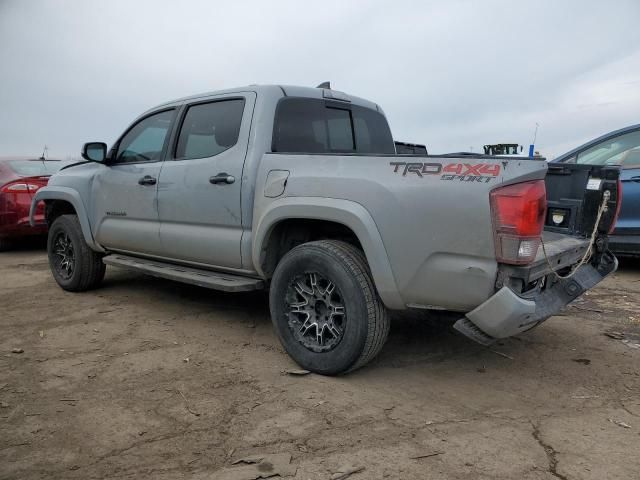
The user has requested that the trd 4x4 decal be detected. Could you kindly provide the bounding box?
[390,161,501,183]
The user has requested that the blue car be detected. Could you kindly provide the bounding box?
[553,124,640,256]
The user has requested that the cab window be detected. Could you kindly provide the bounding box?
[115,110,174,163]
[272,98,395,154]
[175,99,245,160]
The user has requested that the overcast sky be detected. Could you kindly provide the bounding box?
[1,0,639,160]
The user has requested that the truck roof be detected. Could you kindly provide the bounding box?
[148,84,381,114]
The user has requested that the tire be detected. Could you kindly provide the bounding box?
[269,240,390,375]
[47,214,105,291]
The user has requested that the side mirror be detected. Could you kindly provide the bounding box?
[82,142,107,162]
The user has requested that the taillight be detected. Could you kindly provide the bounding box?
[0,182,41,193]
[608,178,623,234]
[490,180,547,265]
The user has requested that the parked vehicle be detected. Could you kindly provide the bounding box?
[0,157,67,250]
[552,124,640,256]
[32,84,621,375]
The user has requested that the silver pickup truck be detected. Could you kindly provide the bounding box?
[31,84,621,375]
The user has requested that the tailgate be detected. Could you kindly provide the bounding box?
[456,164,620,343]
[544,163,620,237]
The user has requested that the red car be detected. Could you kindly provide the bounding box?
[0,157,68,251]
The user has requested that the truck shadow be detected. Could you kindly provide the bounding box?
[100,267,630,374]
[102,271,481,369]
[617,255,640,272]
[3,236,47,252]
[376,310,485,368]
[101,271,474,358]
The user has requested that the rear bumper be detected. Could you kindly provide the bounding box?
[454,251,617,341]
[609,234,640,256]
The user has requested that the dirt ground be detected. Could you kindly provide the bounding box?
[1,243,639,480]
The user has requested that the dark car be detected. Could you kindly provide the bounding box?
[552,124,640,255]
[0,157,68,250]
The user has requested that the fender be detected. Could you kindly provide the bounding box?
[252,196,404,309]
[30,186,105,252]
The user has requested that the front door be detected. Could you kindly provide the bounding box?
[617,154,640,236]
[573,128,640,238]
[91,109,176,255]
[157,93,255,269]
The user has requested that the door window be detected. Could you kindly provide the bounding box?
[576,129,640,167]
[175,99,245,160]
[115,110,174,163]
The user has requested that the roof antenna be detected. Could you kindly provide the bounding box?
[528,123,539,158]
[40,145,48,161]
[531,122,540,145]
[316,81,331,89]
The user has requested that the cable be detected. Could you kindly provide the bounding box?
[540,189,610,280]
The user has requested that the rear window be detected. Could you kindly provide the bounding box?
[272,98,395,154]
[7,160,66,176]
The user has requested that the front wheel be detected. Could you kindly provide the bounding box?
[269,240,390,375]
[47,214,105,291]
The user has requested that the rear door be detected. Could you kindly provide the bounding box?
[569,128,640,237]
[156,93,255,269]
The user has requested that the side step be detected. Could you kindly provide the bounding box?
[103,254,264,292]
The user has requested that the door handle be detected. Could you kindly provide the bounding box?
[209,173,235,185]
[138,175,157,186]
[630,176,640,182]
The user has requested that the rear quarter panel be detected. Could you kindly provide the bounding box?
[254,154,547,311]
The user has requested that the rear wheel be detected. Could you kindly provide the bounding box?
[269,240,390,375]
[47,215,105,291]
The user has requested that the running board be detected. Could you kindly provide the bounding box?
[102,254,264,292]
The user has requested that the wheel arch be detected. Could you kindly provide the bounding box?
[252,197,404,309]
[31,187,104,252]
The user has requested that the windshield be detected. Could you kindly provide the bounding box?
[7,160,68,176]
[576,129,640,167]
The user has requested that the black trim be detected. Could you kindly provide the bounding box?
[264,151,539,160]
[324,99,352,110]
[609,234,640,256]
[164,104,186,162]
[60,160,91,171]
[277,85,288,97]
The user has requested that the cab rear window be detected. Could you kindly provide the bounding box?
[272,98,395,154]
